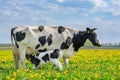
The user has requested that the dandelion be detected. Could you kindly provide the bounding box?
[25,69,29,72]
[34,73,39,77]
[10,78,15,80]
[73,77,78,80]
[6,75,10,79]
[95,73,99,78]
[63,70,67,74]
[13,72,17,78]
[54,78,57,80]
[56,73,60,78]
[16,70,19,72]
[111,77,115,80]
[30,74,34,78]
[118,65,120,70]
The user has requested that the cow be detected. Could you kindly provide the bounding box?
[11,26,101,69]
[26,49,63,71]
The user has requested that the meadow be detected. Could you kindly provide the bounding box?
[0,49,120,80]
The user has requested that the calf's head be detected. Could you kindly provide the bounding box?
[26,54,36,64]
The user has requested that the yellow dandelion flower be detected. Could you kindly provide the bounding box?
[74,77,78,80]
[10,78,15,80]
[118,65,120,70]
[54,78,57,80]
[6,75,10,79]
[111,77,115,80]
[34,73,39,77]
[30,74,34,78]
[63,70,67,74]
[16,70,19,73]
[95,73,99,78]
[56,73,60,77]
[13,72,17,77]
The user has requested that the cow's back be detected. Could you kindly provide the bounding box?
[12,26,78,57]
[30,26,76,50]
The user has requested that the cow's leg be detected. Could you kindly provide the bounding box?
[18,46,27,69]
[52,59,62,71]
[13,49,19,69]
[63,57,69,68]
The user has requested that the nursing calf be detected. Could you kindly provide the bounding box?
[26,49,63,71]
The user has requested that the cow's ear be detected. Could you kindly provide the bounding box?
[92,28,97,31]
[86,27,91,33]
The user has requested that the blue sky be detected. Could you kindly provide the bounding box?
[0,0,120,43]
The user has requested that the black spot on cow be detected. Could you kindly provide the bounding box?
[72,31,88,52]
[42,54,49,62]
[34,58,41,67]
[26,54,40,67]
[38,36,46,46]
[47,34,53,46]
[38,48,47,52]
[15,31,26,42]
[36,53,39,57]
[35,44,40,49]
[58,26,65,33]
[50,49,59,59]
[60,37,72,49]
[38,26,44,32]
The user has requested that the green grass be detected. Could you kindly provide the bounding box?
[0,49,120,80]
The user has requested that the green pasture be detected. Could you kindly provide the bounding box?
[0,49,120,80]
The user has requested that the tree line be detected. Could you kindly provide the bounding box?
[102,42,120,47]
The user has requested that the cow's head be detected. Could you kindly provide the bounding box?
[86,27,102,47]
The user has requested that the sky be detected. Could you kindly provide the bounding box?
[0,0,120,43]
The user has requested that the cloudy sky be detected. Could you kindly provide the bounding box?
[0,0,120,43]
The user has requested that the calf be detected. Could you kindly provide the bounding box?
[26,49,63,71]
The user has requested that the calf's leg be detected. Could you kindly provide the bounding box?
[63,57,69,68]
[52,59,62,71]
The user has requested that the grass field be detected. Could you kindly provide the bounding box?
[0,49,120,80]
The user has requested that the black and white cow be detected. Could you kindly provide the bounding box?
[26,49,63,71]
[11,26,101,69]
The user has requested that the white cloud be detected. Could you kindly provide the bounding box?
[73,21,84,27]
[88,0,108,13]
[111,0,120,5]
[107,0,120,16]
[92,17,102,22]
[88,0,120,16]
[56,0,65,3]
[90,0,107,8]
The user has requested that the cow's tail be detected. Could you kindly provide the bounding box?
[11,28,14,49]
[11,27,20,69]
[11,27,17,54]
